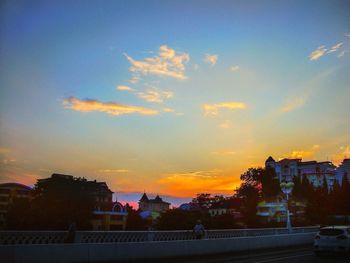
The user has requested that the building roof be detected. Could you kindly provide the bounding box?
[0,183,32,191]
[154,195,163,202]
[265,156,275,163]
[139,193,170,205]
[278,158,302,163]
[299,161,317,166]
[139,193,149,202]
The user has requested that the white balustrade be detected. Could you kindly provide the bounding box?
[0,226,319,245]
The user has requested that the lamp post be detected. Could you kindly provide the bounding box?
[280,181,294,233]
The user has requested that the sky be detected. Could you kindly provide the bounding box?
[1,0,350,206]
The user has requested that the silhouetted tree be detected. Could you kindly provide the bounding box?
[156,209,205,230]
[7,176,95,230]
[125,206,148,230]
[261,166,281,198]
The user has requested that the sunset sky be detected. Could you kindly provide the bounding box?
[1,0,350,205]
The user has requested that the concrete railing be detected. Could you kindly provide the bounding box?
[0,226,318,245]
[0,232,318,263]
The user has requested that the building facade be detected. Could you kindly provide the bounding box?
[336,159,350,185]
[91,202,128,230]
[265,156,337,189]
[0,183,32,229]
[138,193,170,213]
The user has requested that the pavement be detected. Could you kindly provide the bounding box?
[137,245,349,263]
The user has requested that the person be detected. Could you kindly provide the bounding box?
[193,220,205,239]
[65,221,76,243]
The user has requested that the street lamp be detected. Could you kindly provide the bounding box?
[280,181,294,233]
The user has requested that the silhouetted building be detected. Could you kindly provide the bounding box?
[38,173,113,211]
[138,193,170,213]
[38,173,127,230]
[0,183,31,229]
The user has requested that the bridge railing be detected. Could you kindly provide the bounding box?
[0,226,319,245]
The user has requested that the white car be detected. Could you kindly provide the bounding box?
[314,225,350,254]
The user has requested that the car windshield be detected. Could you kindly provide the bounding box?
[320,228,344,236]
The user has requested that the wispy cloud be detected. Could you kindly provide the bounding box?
[211,150,236,156]
[203,102,247,116]
[124,45,189,80]
[281,97,305,112]
[116,85,134,92]
[162,108,175,113]
[98,169,129,173]
[218,120,233,129]
[281,144,320,159]
[63,97,159,116]
[326,42,343,54]
[230,65,240,72]
[309,46,328,61]
[332,146,350,165]
[138,87,174,103]
[309,42,344,61]
[204,54,218,66]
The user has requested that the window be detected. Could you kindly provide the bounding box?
[320,229,344,236]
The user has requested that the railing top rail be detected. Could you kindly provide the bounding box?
[0,226,319,233]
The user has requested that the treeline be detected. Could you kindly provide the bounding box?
[5,168,350,230]
[154,167,350,230]
[292,172,350,224]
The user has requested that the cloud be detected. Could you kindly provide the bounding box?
[204,54,218,66]
[337,49,349,58]
[332,146,350,165]
[281,97,305,112]
[218,120,233,129]
[309,42,344,61]
[162,108,175,113]
[124,45,189,80]
[158,169,239,197]
[203,102,247,116]
[282,144,321,159]
[309,46,328,61]
[211,150,236,156]
[117,85,134,92]
[98,169,129,173]
[230,65,240,72]
[63,97,159,116]
[326,42,343,54]
[0,147,11,154]
[138,87,174,103]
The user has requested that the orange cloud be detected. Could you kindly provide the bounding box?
[332,146,350,165]
[218,120,233,129]
[281,97,305,112]
[282,145,320,159]
[98,169,130,173]
[211,150,236,156]
[63,97,159,116]
[203,102,247,116]
[158,169,239,197]
[116,85,134,91]
[204,54,218,65]
[138,87,174,103]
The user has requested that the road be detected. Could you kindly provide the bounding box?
[142,246,349,263]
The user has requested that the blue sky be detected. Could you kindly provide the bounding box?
[1,0,350,204]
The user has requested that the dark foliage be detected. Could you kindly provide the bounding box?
[7,176,95,230]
